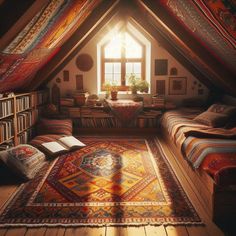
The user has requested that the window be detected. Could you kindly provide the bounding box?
[101,30,145,91]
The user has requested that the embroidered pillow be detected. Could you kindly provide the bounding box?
[37,119,72,136]
[207,104,236,116]
[194,111,228,127]
[0,144,45,179]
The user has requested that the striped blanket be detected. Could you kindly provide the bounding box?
[161,109,236,185]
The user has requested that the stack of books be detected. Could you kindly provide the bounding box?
[74,91,89,106]
[68,107,80,118]
[152,95,165,108]
[60,98,74,107]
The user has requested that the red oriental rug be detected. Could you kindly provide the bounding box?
[0,136,201,227]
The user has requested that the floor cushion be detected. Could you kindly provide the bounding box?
[36,119,72,136]
[0,144,45,180]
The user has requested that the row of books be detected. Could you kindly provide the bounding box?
[0,119,14,144]
[17,128,34,144]
[17,111,37,133]
[152,95,165,107]
[0,99,13,118]
[62,106,110,118]
[135,117,159,128]
[140,110,162,117]
[79,117,122,128]
[16,95,31,112]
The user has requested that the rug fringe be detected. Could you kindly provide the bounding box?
[0,221,204,228]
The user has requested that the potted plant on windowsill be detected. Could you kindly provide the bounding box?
[128,74,149,100]
[103,82,118,100]
[110,84,118,100]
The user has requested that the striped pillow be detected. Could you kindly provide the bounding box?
[37,119,72,136]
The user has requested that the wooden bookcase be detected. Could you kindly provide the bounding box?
[0,90,49,149]
[60,104,162,133]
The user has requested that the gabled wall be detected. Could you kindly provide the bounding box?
[47,20,208,106]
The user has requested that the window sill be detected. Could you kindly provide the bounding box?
[99,91,151,95]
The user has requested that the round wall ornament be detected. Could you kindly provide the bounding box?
[76,53,93,71]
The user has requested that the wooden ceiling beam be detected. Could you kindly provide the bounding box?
[25,0,120,91]
[138,0,236,96]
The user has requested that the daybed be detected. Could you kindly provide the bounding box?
[160,104,236,223]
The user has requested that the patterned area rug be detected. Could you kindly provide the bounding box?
[0,136,202,226]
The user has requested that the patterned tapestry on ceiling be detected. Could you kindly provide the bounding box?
[160,0,236,74]
[0,0,101,93]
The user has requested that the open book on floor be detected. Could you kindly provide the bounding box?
[41,136,86,155]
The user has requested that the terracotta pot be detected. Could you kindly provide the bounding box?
[111,91,118,100]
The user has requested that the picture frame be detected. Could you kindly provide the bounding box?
[169,77,187,95]
[76,74,83,90]
[63,70,69,81]
[170,67,178,76]
[155,59,168,75]
[156,80,166,95]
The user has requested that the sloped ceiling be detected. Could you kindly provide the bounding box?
[0,0,235,96]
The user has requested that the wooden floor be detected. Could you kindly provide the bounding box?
[0,136,226,236]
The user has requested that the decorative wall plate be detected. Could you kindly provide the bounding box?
[76,53,93,71]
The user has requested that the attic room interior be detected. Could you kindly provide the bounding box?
[0,0,236,235]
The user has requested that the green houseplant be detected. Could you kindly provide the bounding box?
[128,74,149,94]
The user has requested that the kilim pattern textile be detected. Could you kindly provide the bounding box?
[0,136,201,227]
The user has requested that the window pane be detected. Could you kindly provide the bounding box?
[125,33,142,58]
[133,63,141,74]
[105,63,113,73]
[126,63,133,74]
[125,62,141,83]
[113,74,121,85]
[104,34,122,58]
[114,63,121,73]
[105,74,113,84]
[104,63,121,85]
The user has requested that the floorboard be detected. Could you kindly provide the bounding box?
[0,228,8,236]
[25,227,47,236]
[145,225,167,236]
[186,225,209,236]
[157,136,224,236]
[4,227,27,236]
[165,226,188,236]
[64,227,105,236]
[0,135,227,236]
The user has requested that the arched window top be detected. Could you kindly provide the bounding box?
[97,21,150,93]
[104,32,142,59]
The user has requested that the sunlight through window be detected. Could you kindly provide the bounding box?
[102,31,145,90]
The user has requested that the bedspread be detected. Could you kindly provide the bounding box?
[161,108,236,185]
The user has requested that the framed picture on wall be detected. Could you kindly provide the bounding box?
[156,80,166,95]
[169,77,187,95]
[63,70,69,81]
[155,59,168,75]
[170,67,178,76]
[76,74,83,90]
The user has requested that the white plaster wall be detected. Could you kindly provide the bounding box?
[47,20,209,106]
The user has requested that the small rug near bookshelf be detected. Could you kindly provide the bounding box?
[0,136,202,227]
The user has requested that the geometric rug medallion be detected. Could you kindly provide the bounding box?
[0,136,202,226]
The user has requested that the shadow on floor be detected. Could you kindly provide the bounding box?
[0,162,24,185]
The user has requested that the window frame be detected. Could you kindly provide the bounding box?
[101,29,146,91]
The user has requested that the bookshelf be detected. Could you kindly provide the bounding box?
[60,103,162,133]
[0,90,49,149]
